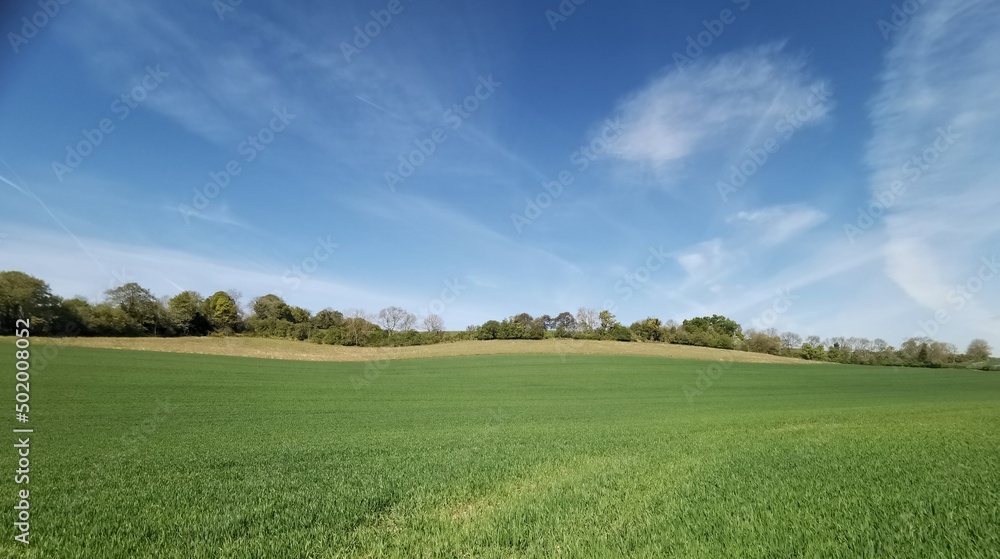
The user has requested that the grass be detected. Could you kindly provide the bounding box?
[20,335,812,364]
[3,344,999,558]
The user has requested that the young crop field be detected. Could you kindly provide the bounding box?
[4,344,1000,558]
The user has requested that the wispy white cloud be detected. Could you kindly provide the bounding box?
[674,239,748,288]
[0,227,405,312]
[866,0,1000,339]
[345,192,587,279]
[162,204,250,228]
[603,43,831,173]
[61,0,456,161]
[730,205,827,246]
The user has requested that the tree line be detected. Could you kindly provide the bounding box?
[0,270,994,369]
[464,308,993,369]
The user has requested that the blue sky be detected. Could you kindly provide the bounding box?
[1,0,998,349]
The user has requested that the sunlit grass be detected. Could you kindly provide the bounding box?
[5,345,999,558]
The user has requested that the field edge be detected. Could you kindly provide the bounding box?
[10,336,820,365]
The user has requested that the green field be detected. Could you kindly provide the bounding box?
[4,344,1000,558]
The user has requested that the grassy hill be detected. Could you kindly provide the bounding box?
[20,335,812,364]
[5,344,999,558]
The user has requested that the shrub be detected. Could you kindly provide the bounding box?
[608,324,633,342]
[478,320,501,340]
[629,318,662,342]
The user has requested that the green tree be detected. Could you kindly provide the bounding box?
[86,303,142,336]
[512,313,534,327]
[525,318,546,339]
[321,327,347,345]
[676,315,743,349]
[598,310,619,333]
[899,338,927,363]
[539,314,554,330]
[246,295,304,338]
[682,315,743,339]
[312,309,344,330]
[252,294,292,321]
[0,271,63,334]
[104,282,164,334]
[203,291,241,333]
[917,343,930,365]
[288,306,311,324]
[60,297,93,335]
[478,320,501,340]
[498,318,525,339]
[800,343,825,360]
[629,318,662,341]
[553,312,576,331]
[608,324,633,342]
[167,291,211,336]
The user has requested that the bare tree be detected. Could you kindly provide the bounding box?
[780,331,802,349]
[745,329,782,354]
[967,339,992,361]
[422,314,444,333]
[377,306,415,335]
[576,307,597,332]
[343,309,374,346]
[226,289,246,319]
[928,341,957,364]
[900,337,928,360]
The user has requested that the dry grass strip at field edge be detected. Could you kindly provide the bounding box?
[21,336,819,364]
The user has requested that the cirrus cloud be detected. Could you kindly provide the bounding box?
[604,43,831,172]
